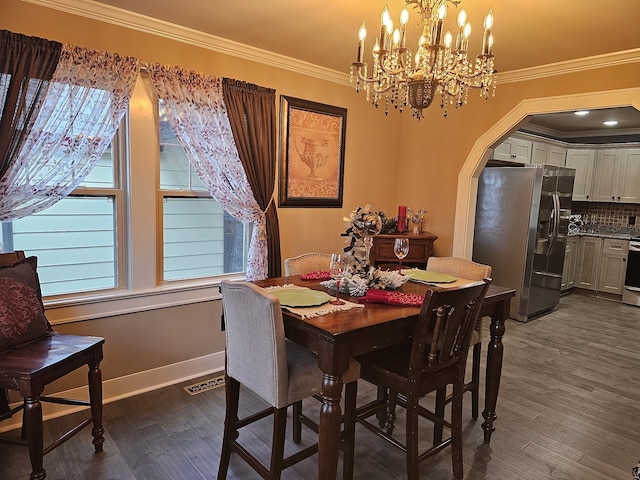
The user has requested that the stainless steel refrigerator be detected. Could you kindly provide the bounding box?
[473,164,575,322]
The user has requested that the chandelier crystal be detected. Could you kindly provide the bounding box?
[349,0,497,119]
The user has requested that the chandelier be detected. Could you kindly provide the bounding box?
[349,0,497,119]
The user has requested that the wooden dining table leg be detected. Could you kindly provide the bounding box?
[316,343,350,480]
[481,298,509,443]
[318,373,343,480]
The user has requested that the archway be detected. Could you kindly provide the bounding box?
[453,87,640,259]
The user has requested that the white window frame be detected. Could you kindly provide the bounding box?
[41,75,246,326]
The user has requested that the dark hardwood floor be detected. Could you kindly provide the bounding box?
[1,293,639,480]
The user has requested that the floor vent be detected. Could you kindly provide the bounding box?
[183,376,225,396]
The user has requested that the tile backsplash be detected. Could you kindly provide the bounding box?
[572,201,640,235]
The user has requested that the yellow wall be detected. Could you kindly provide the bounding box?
[396,65,640,254]
[2,0,639,399]
[2,0,403,260]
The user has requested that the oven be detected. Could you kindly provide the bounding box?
[622,237,640,306]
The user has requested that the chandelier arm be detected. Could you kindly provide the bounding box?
[353,62,413,86]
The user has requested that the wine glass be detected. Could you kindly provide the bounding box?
[394,238,409,273]
[329,253,347,305]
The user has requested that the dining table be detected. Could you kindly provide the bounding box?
[253,274,515,480]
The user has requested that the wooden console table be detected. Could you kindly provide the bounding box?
[370,231,438,268]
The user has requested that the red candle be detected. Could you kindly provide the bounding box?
[397,206,407,232]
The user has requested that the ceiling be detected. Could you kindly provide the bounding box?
[92,0,640,74]
[90,0,640,141]
[524,107,640,143]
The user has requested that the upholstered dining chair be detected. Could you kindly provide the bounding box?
[284,253,332,276]
[218,280,360,480]
[426,256,492,419]
[0,251,105,480]
[354,279,491,480]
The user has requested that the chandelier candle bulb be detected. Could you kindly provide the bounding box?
[385,20,393,50]
[400,8,409,47]
[462,23,471,51]
[483,10,494,55]
[357,22,366,63]
[379,7,390,52]
[433,3,447,46]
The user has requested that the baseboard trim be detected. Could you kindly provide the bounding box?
[0,351,226,433]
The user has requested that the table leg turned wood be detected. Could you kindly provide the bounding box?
[481,299,508,443]
[318,372,343,480]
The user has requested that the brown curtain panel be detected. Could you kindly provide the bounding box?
[0,30,62,181]
[0,30,60,416]
[222,78,281,277]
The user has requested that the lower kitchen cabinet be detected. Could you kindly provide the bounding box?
[573,236,629,295]
[575,237,602,291]
[597,238,629,294]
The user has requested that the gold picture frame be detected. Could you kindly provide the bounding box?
[278,96,347,207]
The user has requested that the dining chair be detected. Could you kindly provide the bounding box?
[354,279,491,480]
[284,253,332,276]
[218,280,360,480]
[0,251,105,480]
[426,257,492,419]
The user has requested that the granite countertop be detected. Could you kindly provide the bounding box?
[568,230,638,240]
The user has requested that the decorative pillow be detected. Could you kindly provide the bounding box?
[0,256,52,354]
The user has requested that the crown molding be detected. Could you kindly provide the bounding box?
[498,49,640,84]
[20,0,352,87]
[20,0,640,87]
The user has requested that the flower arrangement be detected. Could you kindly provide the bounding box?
[343,204,386,271]
[320,267,408,297]
[320,204,408,297]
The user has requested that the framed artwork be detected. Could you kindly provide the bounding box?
[278,95,347,207]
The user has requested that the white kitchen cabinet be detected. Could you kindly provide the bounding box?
[618,148,640,203]
[491,136,533,164]
[531,141,566,166]
[561,236,579,291]
[597,238,629,294]
[591,149,622,202]
[589,148,640,203]
[575,236,602,291]
[573,236,628,295]
[565,149,595,201]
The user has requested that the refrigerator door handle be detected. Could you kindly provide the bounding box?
[547,192,561,255]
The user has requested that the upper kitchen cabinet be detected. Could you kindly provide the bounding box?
[591,149,621,202]
[491,136,533,164]
[591,148,640,203]
[565,148,595,201]
[618,148,640,203]
[531,141,566,166]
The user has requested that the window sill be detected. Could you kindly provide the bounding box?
[44,273,246,325]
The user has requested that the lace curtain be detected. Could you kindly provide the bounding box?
[148,64,268,280]
[0,44,139,221]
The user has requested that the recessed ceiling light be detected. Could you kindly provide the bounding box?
[574,110,589,116]
[603,120,619,126]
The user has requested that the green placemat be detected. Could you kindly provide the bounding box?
[405,270,458,284]
[270,288,332,307]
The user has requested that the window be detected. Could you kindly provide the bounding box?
[158,102,247,281]
[0,80,248,308]
[1,131,125,297]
